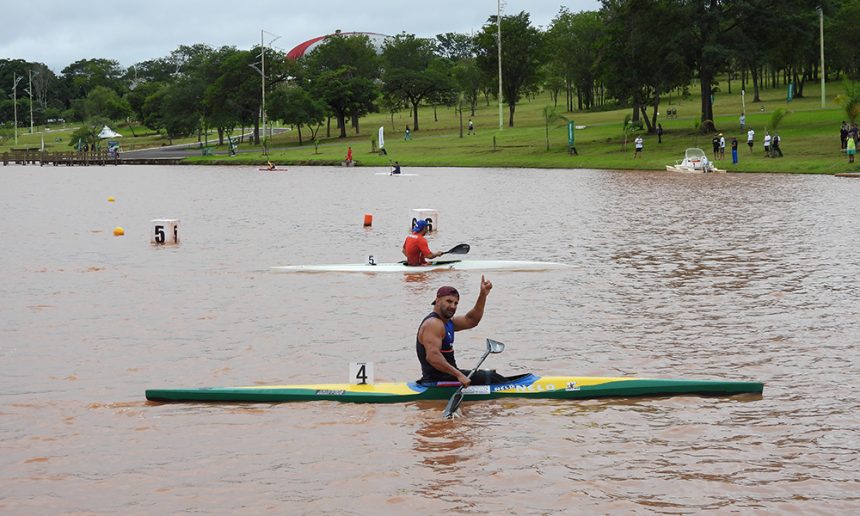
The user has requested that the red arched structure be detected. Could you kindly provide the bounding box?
[286,31,389,60]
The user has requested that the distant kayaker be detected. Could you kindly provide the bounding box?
[402,219,442,266]
[391,161,401,175]
[416,278,493,386]
[266,161,276,171]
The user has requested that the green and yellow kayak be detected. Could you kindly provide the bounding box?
[146,374,763,404]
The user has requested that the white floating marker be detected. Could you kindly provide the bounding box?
[151,219,180,245]
[410,208,438,232]
[349,362,374,385]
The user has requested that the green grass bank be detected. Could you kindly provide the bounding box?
[5,79,857,174]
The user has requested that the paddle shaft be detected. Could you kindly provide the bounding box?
[442,347,492,418]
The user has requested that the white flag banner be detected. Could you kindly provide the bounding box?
[378,126,385,149]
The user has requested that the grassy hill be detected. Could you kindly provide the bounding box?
[4,78,855,174]
[194,77,854,174]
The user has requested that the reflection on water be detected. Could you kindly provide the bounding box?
[1,165,858,512]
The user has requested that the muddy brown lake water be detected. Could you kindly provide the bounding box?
[1,165,858,513]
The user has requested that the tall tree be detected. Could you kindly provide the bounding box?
[84,86,132,120]
[435,32,476,61]
[451,58,483,116]
[546,8,603,111]
[204,49,261,143]
[828,1,860,78]
[60,58,125,106]
[474,11,545,127]
[382,34,454,131]
[302,34,380,138]
[600,0,691,132]
[267,86,327,145]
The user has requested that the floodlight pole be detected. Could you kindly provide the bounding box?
[28,69,34,134]
[497,0,503,130]
[258,30,282,141]
[817,6,825,108]
[261,29,266,141]
[12,73,22,145]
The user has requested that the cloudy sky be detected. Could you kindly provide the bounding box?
[2,0,600,73]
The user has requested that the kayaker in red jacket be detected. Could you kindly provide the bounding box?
[402,219,442,266]
[416,277,493,386]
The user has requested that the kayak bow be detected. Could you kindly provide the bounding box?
[146,374,763,403]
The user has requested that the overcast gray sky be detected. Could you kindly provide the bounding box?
[2,0,600,73]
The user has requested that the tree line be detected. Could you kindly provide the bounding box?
[1,0,858,148]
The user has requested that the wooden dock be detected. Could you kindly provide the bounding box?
[2,150,182,166]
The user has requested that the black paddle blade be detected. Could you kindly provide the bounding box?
[444,243,470,255]
[442,388,465,418]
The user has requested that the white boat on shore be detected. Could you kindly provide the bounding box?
[666,148,726,173]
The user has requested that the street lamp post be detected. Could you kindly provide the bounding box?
[250,29,281,146]
[261,30,266,142]
[817,6,825,108]
[27,69,34,134]
[12,73,23,145]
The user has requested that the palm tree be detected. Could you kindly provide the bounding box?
[769,108,790,133]
[835,80,860,124]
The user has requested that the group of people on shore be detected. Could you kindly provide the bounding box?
[744,127,783,158]
[840,121,859,163]
[630,123,782,164]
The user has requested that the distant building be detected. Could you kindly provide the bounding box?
[286,30,390,60]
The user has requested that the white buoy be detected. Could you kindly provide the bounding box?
[151,219,180,245]
[410,208,438,232]
[349,362,374,385]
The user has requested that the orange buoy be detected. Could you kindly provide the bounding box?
[113,227,125,236]
[363,213,373,227]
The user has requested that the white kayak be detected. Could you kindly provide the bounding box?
[271,259,572,273]
[375,172,418,176]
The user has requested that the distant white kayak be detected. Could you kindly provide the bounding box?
[271,259,572,273]
[374,172,418,176]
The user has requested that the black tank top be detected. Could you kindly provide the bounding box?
[416,312,457,381]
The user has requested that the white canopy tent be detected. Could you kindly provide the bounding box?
[98,126,122,139]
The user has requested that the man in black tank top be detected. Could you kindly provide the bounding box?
[416,276,493,386]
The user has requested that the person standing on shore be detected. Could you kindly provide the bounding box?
[847,136,856,163]
[633,135,644,158]
[772,133,783,157]
[747,128,755,154]
[731,137,739,164]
